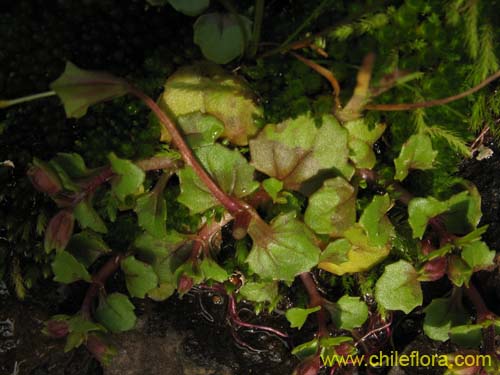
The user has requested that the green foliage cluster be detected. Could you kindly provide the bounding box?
[1,1,500,374]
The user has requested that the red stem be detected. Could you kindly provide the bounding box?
[300,272,328,337]
[464,283,495,322]
[130,87,246,216]
[81,254,124,319]
[228,295,289,338]
[464,283,497,355]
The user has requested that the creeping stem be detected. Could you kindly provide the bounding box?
[129,87,247,216]
[299,272,328,337]
[81,254,124,319]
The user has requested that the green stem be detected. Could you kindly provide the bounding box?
[0,90,57,109]
[276,0,331,51]
[248,0,265,58]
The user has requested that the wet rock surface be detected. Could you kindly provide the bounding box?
[0,281,102,375]
[0,283,296,375]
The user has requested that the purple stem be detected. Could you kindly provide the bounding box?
[228,295,289,338]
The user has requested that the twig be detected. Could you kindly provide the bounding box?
[81,254,124,319]
[289,51,341,109]
[248,0,265,58]
[365,70,500,111]
[337,53,375,122]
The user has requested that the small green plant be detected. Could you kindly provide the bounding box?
[2,55,498,373]
[1,1,500,374]
[146,0,261,63]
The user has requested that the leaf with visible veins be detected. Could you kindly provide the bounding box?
[246,213,320,282]
[50,61,130,119]
[250,114,354,191]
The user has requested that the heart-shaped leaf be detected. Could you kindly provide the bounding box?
[318,225,390,275]
[461,240,495,271]
[135,190,167,238]
[250,114,354,191]
[286,306,321,329]
[193,12,251,64]
[344,119,386,169]
[375,260,423,313]
[359,193,394,247]
[74,199,107,233]
[200,257,228,282]
[160,63,262,145]
[174,112,224,149]
[121,256,159,298]
[134,231,193,301]
[238,280,279,304]
[408,189,481,239]
[394,133,437,181]
[246,214,320,282]
[177,143,259,214]
[95,293,137,333]
[304,177,356,237]
[51,251,91,284]
[423,296,468,341]
[108,153,145,201]
[326,295,369,330]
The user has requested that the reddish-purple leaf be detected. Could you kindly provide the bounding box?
[44,210,75,253]
[293,355,321,375]
[50,61,131,119]
[45,319,70,338]
[418,257,447,281]
[27,158,62,195]
[177,274,194,295]
[86,334,117,365]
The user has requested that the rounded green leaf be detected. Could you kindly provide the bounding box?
[51,251,91,284]
[461,241,495,271]
[375,260,423,313]
[449,324,483,348]
[319,226,390,275]
[160,63,262,146]
[108,153,145,201]
[239,281,279,304]
[394,133,437,181]
[95,293,137,333]
[345,119,386,169]
[193,12,251,64]
[74,200,107,233]
[286,306,321,329]
[168,0,209,16]
[135,191,167,238]
[247,214,321,282]
[121,256,159,298]
[304,177,356,237]
[67,230,111,267]
[250,114,354,191]
[176,112,224,149]
[423,297,468,342]
[328,295,369,330]
[359,194,394,247]
[177,144,259,214]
